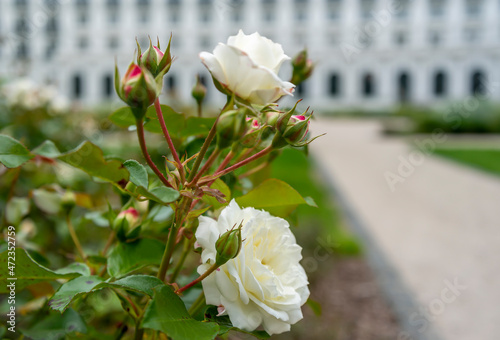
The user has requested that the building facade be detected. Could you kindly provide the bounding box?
[0,0,499,111]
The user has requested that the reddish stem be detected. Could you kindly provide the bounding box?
[136,118,173,188]
[212,146,273,179]
[187,148,221,186]
[176,263,218,294]
[215,150,234,173]
[154,99,185,183]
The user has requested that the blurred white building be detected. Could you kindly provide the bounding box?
[0,0,499,111]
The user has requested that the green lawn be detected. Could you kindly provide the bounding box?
[270,147,360,256]
[434,148,500,177]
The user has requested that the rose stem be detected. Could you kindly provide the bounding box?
[187,147,221,186]
[187,292,206,316]
[170,237,193,283]
[238,161,269,179]
[135,117,173,188]
[157,197,192,282]
[214,150,234,173]
[65,213,86,262]
[154,99,185,183]
[186,114,220,183]
[202,145,273,182]
[176,263,219,294]
[197,101,202,118]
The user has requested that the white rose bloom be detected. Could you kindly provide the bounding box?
[196,200,309,335]
[199,30,295,105]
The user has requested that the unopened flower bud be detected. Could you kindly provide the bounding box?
[240,118,261,148]
[191,74,207,106]
[215,223,243,266]
[115,62,158,117]
[216,108,247,149]
[61,190,77,213]
[138,37,173,78]
[291,49,314,86]
[113,208,140,241]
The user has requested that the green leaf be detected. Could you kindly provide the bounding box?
[204,306,270,339]
[49,275,105,312]
[235,178,315,217]
[306,298,322,317]
[124,159,149,188]
[109,106,136,128]
[142,286,220,340]
[107,238,165,278]
[182,117,217,138]
[0,248,80,293]
[133,185,180,204]
[202,179,231,209]
[0,134,34,168]
[5,197,30,225]
[32,140,61,158]
[58,141,129,188]
[144,105,185,135]
[55,262,91,277]
[21,309,87,340]
[32,188,62,214]
[95,275,164,297]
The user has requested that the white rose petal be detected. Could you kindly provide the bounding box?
[195,200,310,335]
[199,30,295,105]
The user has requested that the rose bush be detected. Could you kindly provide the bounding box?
[196,200,310,335]
[200,30,295,105]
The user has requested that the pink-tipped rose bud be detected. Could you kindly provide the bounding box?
[282,115,310,144]
[113,207,140,241]
[115,62,158,116]
[138,36,173,78]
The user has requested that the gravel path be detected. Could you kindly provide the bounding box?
[309,118,500,340]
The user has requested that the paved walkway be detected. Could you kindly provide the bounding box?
[310,118,500,340]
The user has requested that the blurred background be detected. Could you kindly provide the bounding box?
[1,1,500,340]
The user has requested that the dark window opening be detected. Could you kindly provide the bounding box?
[398,72,411,102]
[103,74,113,99]
[73,74,83,99]
[471,70,486,96]
[362,73,375,97]
[434,71,447,97]
[329,73,340,96]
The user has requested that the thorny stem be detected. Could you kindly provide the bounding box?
[158,197,192,282]
[215,150,234,173]
[200,146,273,184]
[65,214,86,262]
[187,147,221,186]
[176,263,219,294]
[136,118,172,188]
[170,237,193,283]
[154,99,185,183]
[186,114,220,183]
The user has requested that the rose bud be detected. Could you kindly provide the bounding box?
[137,36,173,78]
[291,49,314,86]
[61,190,77,214]
[216,108,247,149]
[240,117,263,148]
[215,223,243,266]
[115,62,158,118]
[191,74,207,107]
[113,207,140,241]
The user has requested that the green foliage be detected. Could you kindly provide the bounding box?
[58,141,130,188]
[141,286,220,340]
[95,274,164,297]
[0,248,81,293]
[236,178,316,217]
[21,309,87,340]
[0,134,34,167]
[49,275,105,312]
[107,238,165,278]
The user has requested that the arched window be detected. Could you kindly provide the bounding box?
[296,82,306,97]
[434,71,447,97]
[362,73,375,97]
[72,74,83,99]
[471,70,486,96]
[329,73,340,97]
[398,71,411,102]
